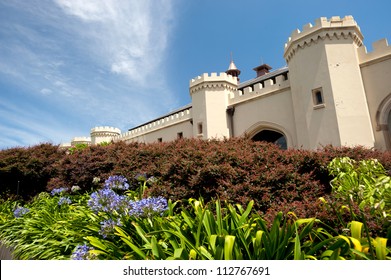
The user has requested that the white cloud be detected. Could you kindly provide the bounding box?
[54,0,117,22]
[40,88,52,95]
[54,0,175,86]
[0,0,179,149]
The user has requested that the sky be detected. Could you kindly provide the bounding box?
[0,0,390,149]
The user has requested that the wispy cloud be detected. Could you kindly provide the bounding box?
[54,0,174,86]
[0,0,178,148]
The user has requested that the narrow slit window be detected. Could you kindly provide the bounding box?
[315,91,323,104]
[197,123,203,135]
[312,88,325,108]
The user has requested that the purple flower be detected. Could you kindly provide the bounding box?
[104,175,130,191]
[71,244,96,260]
[50,187,68,196]
[99,218,122,238]
[87,188,128,214]
[13,206,29,218]
[129,197,168,218]
[58,197,72,206]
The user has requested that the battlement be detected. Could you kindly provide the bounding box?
[229,72,290,105]
[286,16,359,44]
[284,16,363,62]
[71,137,91,146]
[72,136,91,142]
[113,107,192,142]
[189,72,238,91]
[90,126,121,135]
[358,38,391,65]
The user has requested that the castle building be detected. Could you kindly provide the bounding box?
[63,16,391,150]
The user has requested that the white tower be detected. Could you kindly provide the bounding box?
[189,72,238,139]
[90,126,121,145]
[284,16,374,149]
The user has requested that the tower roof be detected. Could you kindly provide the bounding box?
[225,57,241,79]
[228,60,239,71]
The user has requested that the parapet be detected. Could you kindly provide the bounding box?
[229,71,290,106]
[90,126,121,135]
[358,38,391,65]
[113,107,192,142]
[284,16,363,62]
[189,72,238,94]
[71,137,91,146]
[72,136,91,142]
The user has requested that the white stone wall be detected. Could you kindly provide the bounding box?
[231,87,297,148]
[113,107,193,143]
[359,39,391,150]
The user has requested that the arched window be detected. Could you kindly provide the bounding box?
[252,130,287,149]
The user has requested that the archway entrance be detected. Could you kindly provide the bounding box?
[252,130,287,149]
[376,93,391,150]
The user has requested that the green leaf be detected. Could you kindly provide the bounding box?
[224,235,235,260]
[294,224,302,260]
[350,221,362,240]
[374,237,388,260]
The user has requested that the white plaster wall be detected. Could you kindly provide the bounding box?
[360,57,391,149]
[287,38,340,149]
[324,40,374,148]
[121,120,193,143]
[203,87,230,139]
[232,88,298,148]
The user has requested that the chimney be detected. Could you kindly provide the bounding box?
[253,64,272,77]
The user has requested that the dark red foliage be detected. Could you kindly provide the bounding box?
[0,143,65,199]
[1,138,391,234]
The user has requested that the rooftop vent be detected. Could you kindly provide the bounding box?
[253,64,272,77]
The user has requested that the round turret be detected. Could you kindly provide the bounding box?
[90,126,121,145]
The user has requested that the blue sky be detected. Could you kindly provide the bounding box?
[0,0,390,149]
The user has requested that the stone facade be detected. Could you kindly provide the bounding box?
[62,16,391,151]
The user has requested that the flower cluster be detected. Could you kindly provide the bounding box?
[87,188,127,214]
[58,197,72,206]
[13,206,30,218]
[135,173,148,182]
[104,175,130,190]
[92,177,101,185]
[99,218,122,238]
[50,187,68,196]
[71,185,81,193]
[147,176,158,184]
[129,197,168,218]
[71,244,96,260]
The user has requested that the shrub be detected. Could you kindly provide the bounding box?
[0,143,65,199]
[1,138,391,237]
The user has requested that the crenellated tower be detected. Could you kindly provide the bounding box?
[90,126,121,145]
[284,15,375,149]
[189,72,238,139]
